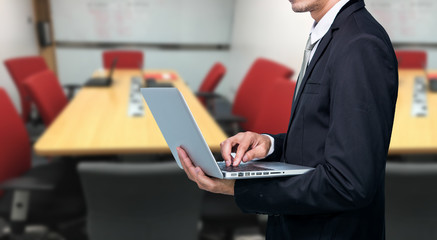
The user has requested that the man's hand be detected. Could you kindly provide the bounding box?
[221,131,272,167]
[177,147,235,195]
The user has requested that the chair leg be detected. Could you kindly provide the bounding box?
[4,192,69,240]
[9,190,30,235]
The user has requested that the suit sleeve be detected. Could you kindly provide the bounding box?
[234,35,398,215]
[262,133,286,162]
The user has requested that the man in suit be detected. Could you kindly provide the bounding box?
[177,0,398,238]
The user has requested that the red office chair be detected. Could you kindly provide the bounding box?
[0,89,31,197]
[103,50,144,69]
[395,50,427,69]
[196,62,226,107]
[4,56,48,122]
[4,56,79,124]
[0,88,85,238]
[232,58,294,131]
[24,70,68,127]
[250,79,296,134]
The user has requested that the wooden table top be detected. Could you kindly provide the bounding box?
[34,69,228,156]
[389,69,437,155]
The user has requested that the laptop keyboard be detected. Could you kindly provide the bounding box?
[220,164,272,172]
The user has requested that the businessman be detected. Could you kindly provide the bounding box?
[177,0,398,238]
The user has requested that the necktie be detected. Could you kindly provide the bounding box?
[295,35,318,99]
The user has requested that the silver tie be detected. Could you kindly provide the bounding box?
[295,35,318,99]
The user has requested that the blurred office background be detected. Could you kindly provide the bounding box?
[0,0,437,239]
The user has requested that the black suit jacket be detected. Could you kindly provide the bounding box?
[234,0,398,239]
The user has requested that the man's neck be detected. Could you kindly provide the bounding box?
[310,0,341,23]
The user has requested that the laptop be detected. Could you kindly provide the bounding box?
[84,58,118,87]
[141,88,313,179]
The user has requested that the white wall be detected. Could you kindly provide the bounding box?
[0,0,39,113]
[56,47,230,91]
[218,0,313,100]
[54,0,314,102]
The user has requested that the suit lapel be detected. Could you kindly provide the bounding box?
[288,31,333,123]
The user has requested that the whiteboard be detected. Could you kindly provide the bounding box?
[366,0,437,44]
[51,0,235,44]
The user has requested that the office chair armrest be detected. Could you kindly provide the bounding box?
[63,84,81,100]
[0,160,67,191]
[215,114,246,123]
[0,176,54,191]
[195,91,222,99]
[63,83,81,90]
[196,92,228,115]
[215,114,246,136]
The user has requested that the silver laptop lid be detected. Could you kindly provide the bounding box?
[141,88,224,179]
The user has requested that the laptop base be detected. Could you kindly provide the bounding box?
[218,161,313,179]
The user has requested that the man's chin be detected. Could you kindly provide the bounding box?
[292,6,307,13]
[291,2,308,13]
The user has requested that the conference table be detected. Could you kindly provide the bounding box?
[388,69,437,155]
[34,69,227,157]
[34,69,437,157]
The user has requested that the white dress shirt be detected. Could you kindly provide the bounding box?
[308,0,350,63]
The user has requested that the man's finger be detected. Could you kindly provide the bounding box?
[220,139,233,166]
[195,167,217,191]
[177,147,193,180]
[233,141,251,166]
[177,147,195,167]
[221,138,240,166]
[195,167,234,195]
[177,147,196,181]
[241,148,260,162]
[241,134,271,162]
